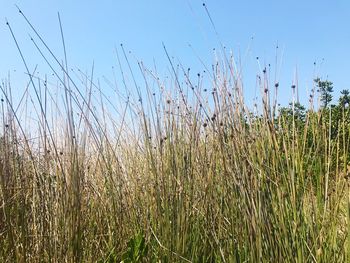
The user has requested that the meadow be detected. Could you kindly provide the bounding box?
[0,10,349,263]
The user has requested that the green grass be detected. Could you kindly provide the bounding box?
[0,16,349,263]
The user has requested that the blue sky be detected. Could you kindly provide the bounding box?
[1,0,349,107]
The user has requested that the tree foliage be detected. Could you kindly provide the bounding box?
[315,78,334,108]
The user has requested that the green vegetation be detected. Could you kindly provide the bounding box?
[0,15,349,263]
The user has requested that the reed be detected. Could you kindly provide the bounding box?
[0,10,349,263]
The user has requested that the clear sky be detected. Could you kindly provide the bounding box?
[1,0,349,106]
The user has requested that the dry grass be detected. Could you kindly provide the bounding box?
[0,11,349,263]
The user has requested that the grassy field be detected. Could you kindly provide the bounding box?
[1,16,350,263]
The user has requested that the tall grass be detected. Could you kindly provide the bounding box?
[0,14,349,263]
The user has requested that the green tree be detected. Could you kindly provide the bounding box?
[315,78,334,108]
[279,102,306,121]
[278,102,306,132]
[339,89,350,108]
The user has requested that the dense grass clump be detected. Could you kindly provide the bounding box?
[0,22,349,261]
